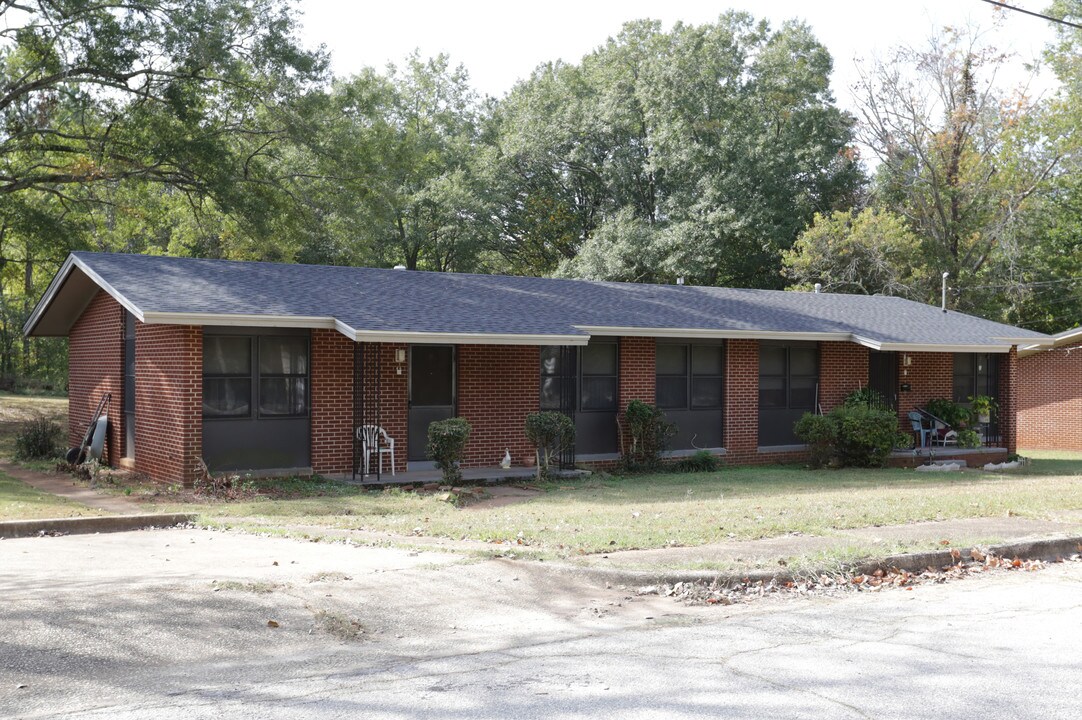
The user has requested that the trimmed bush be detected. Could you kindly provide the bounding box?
[794,412,837,468]
[525,411,575,480]
[14,416,63,461]
[832,404,900,467]
[623,400,676,471]
[426,417,472,484]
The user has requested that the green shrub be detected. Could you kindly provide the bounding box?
[794,413,837,468]
[426,417,472,484]
[955,428,982,448]
[925,398,971,428]
[14,416,63,461]
[832,404,900,467]
[676,449,722,473]
[525,411,575,480]
[795,404,900,469]
[623,400,676,471]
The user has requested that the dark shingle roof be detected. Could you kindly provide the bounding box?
[28,252,1049,349]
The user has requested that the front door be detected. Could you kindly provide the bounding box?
[408,345,456,461]
[868,350,898,409]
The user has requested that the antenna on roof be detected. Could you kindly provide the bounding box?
[813,283,822,294]
[941,272,950,313]
[676,277,684,286]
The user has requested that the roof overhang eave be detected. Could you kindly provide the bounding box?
[148,314,590,345]
[24,254,147,337]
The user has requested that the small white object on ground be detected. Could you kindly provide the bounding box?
[983,460,1022,471]
[915,462,963,472]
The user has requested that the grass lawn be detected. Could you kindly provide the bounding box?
[0,473,107,520]
[109,455,1082,561]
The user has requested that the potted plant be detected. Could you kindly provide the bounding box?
[968,395,997,424]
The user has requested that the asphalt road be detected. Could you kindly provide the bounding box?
[2,529,1079,719]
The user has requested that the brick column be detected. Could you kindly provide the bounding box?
[618,337,656,409]
[616,337,656,454]
[310,330,354,474]
[134,323,202,485]
[999,346,1019,453]
[724,339,759,461]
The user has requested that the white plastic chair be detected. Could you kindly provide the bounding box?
[357,425,395,476]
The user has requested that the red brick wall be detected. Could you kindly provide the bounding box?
[819,342,869,412]
[723,339,759,462]
[134,323,202,484]
[67,291,124,465]
[458,345,539,467]
[894,351,954,432]
[310,330,354,474]
[1018,342,1082,451]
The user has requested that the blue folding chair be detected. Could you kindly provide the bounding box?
[908,411,932,447]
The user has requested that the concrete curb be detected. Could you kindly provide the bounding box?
[552,535,1082,588]
[0,513,196,539]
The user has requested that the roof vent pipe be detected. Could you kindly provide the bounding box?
[941,272,949,313]
[393,264,407,271]
[676,277,684,286]
[813,283,822,294]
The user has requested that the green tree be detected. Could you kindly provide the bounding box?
[487,14,861,286]
[0,0,323,385]
[783,208,922,296]
[289,55,492,271]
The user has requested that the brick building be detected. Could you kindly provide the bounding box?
[1018,328,1082,451]
[26,253,1049,484]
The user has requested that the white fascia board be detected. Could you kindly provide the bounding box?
[875,342,1014,353]
[345,327,590,346]
[142,312,339,330]
[1018,329,1082,356]
[575,326,851,342]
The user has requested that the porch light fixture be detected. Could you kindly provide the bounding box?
[395,348,406,364]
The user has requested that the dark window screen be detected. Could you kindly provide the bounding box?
[656,344,688,409]
[580,342,617,411]
[203,336,252,418]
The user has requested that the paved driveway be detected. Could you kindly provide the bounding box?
[2,529,1079,719]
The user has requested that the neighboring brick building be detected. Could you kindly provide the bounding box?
[1018,328,1082,451]
[27,253,1047,484]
